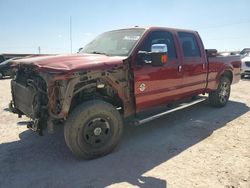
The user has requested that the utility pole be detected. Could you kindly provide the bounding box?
[70,16,72,54]
[38,46,41,54]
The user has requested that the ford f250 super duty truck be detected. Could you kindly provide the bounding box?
[8,27,241,159]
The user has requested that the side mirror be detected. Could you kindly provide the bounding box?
[151,44,168,53]
[137,44,168,66]
[77,47,83,53]
[137,51,151,66]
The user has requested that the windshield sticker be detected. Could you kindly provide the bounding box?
[123,36,140,41]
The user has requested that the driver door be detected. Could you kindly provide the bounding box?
[133,30,183,112]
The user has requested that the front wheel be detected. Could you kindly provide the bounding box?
[64,100,123,159]
[209,77,231,107]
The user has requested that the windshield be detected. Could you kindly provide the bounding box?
[80,28,145,56]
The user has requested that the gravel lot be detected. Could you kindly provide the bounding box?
[0,78,249,188]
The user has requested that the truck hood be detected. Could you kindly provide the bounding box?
[11,53,126,73]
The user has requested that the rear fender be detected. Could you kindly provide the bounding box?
[215,68,233,88]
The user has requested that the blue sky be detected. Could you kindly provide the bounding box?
[0,0,249,54]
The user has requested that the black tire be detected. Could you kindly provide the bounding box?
[209,77,231,107]
[0,72,3,79]
[64,100,123,159]
[241,74,245,79]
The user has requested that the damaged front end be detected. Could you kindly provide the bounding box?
[9,55,135,136]
[10,65,49,135]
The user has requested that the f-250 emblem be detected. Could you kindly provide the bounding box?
[139,83,146,91]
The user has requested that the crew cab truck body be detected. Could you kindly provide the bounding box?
[8,27,241,159]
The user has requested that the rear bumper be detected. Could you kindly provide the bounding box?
[241,70,250,75]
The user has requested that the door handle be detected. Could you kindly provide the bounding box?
[178,65,182,72]
[202,63,205,69]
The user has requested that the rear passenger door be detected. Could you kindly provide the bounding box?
[177,32,207,95]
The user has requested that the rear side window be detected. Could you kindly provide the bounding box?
[178,32,201,57]
[139,31,177,59]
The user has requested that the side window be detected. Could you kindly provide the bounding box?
[139,31,177,59]
[178,32,201,58]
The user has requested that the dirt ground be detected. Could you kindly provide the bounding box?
[0,78,249,188]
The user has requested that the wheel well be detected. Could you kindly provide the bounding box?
[221,70,233,83]
[69,84,123,114]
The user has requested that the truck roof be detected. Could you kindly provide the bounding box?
[111,26,198,34]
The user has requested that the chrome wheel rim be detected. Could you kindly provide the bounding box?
[219,81,230,104]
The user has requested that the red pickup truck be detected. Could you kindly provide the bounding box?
[9,27,241,159]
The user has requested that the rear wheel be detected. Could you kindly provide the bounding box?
[64,100,123,159]
[209,77,231,107]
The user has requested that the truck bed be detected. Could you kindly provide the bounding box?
[206,54,241,90]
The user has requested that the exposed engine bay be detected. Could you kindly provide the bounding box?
[10,66,49,135]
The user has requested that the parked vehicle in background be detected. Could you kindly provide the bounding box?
[241,52,250,78]
[0,59,14,78]
[219,51,240,56]
[8,27,241,159]
[0,54,35,63]
[0,54,53,79]
[0,54,35,78]
[240,48,250,57]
